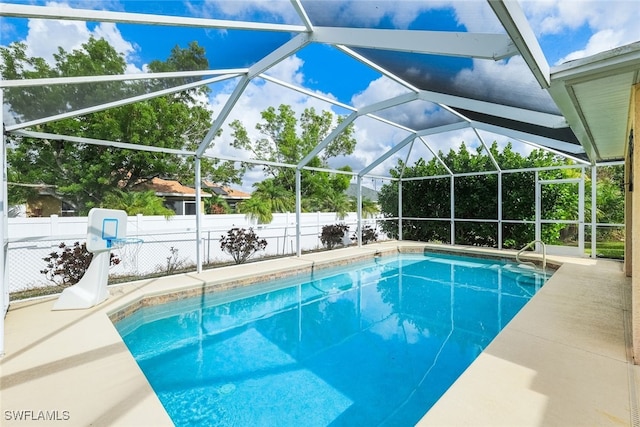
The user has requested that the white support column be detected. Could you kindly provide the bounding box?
[195,156,202,273]
[450,176,455,244]
[591,165,597,258]
[535,171,541,246]
[579,167,585,255]
[1,89,7,356]
[357,175,363,247]
[295,169,302,256]
[498,171,503,249]
[398,180,403,241]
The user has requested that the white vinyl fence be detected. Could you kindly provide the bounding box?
[7,212,387,293]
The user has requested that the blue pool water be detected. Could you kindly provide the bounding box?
[115,252,548,426]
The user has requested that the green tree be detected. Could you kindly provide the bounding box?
[252,179,295,213]
[101,190,174,218]
[2,38,241,213]
[378,142,580,248]
[205,194,232,214]
[229,105,357,217]
[352,197,380,218]
[237,197,273,224]
[316,188,352,219]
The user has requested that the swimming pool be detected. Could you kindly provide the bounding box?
[115,252,549,426]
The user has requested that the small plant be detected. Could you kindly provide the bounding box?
[165,246,187,274]
[220,227,268,264]
[41,241,120,286]
[351,225,379,245]
[320,223,349,250]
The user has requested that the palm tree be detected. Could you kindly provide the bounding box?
[350,196,379,218]
[253,179,295,213]
[319,189,351,220]
[237,196,273,224]
[205,194,231,214]
[101,190,174,218]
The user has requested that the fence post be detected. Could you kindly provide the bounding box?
[317,211,321,249]
[136,214,143,238]
[50,214,59,238]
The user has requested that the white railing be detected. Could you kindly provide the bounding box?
[516,240,547,271]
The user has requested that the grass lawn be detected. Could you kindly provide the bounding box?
[585,241,624,260]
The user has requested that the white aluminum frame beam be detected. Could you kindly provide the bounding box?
[289,0,314,32]
[359,133,417,177]
[312,27,518,60]
[0,2,305,33]
[260,74,356,112]
[196,34,311,156]
[197,76,251,156]
[260,74,419,134]
[472,121,585,154]
[0,69,247,88]
[248,33,311,79]
[418,137,454,176]
[336,45,421,93]
[488,0,550,88]
[417,90,567,128]
[474,128,501,171]
[357,92,419,116]
[399,140,415,179]
[297,111,358,168]
[417,121,470,137]
[514,138,591,165]
[12,130,195,156]
[359,122,469,177]
[6,74,239,132]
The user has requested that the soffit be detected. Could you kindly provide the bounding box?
[549,42,640,162]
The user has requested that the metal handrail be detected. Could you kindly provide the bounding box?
[516,240,547,271]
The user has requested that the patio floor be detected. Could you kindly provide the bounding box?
[0,241,636,426]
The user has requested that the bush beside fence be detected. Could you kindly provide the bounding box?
[7,212,387,294]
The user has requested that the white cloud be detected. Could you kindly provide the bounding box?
[351,75,411,108]
[191,0,302,24]
[18,2,140,72]
[204,56,353,189]
[558,29,628,63]
[521,0,640,63]
[452,55,554,113]
[263,55,305,85]
[451,1,504,33]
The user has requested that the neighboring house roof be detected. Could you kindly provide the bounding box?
[136,177,211,198]
[202,181,251,200]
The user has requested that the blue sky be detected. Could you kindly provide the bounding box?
[2,0,640,188]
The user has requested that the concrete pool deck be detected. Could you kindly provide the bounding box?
[0,241,635,426]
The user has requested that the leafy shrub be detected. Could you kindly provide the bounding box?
[41,241,120,286]
[320,223,349,249]
[220,227,268,264]
[351,225,379,245]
